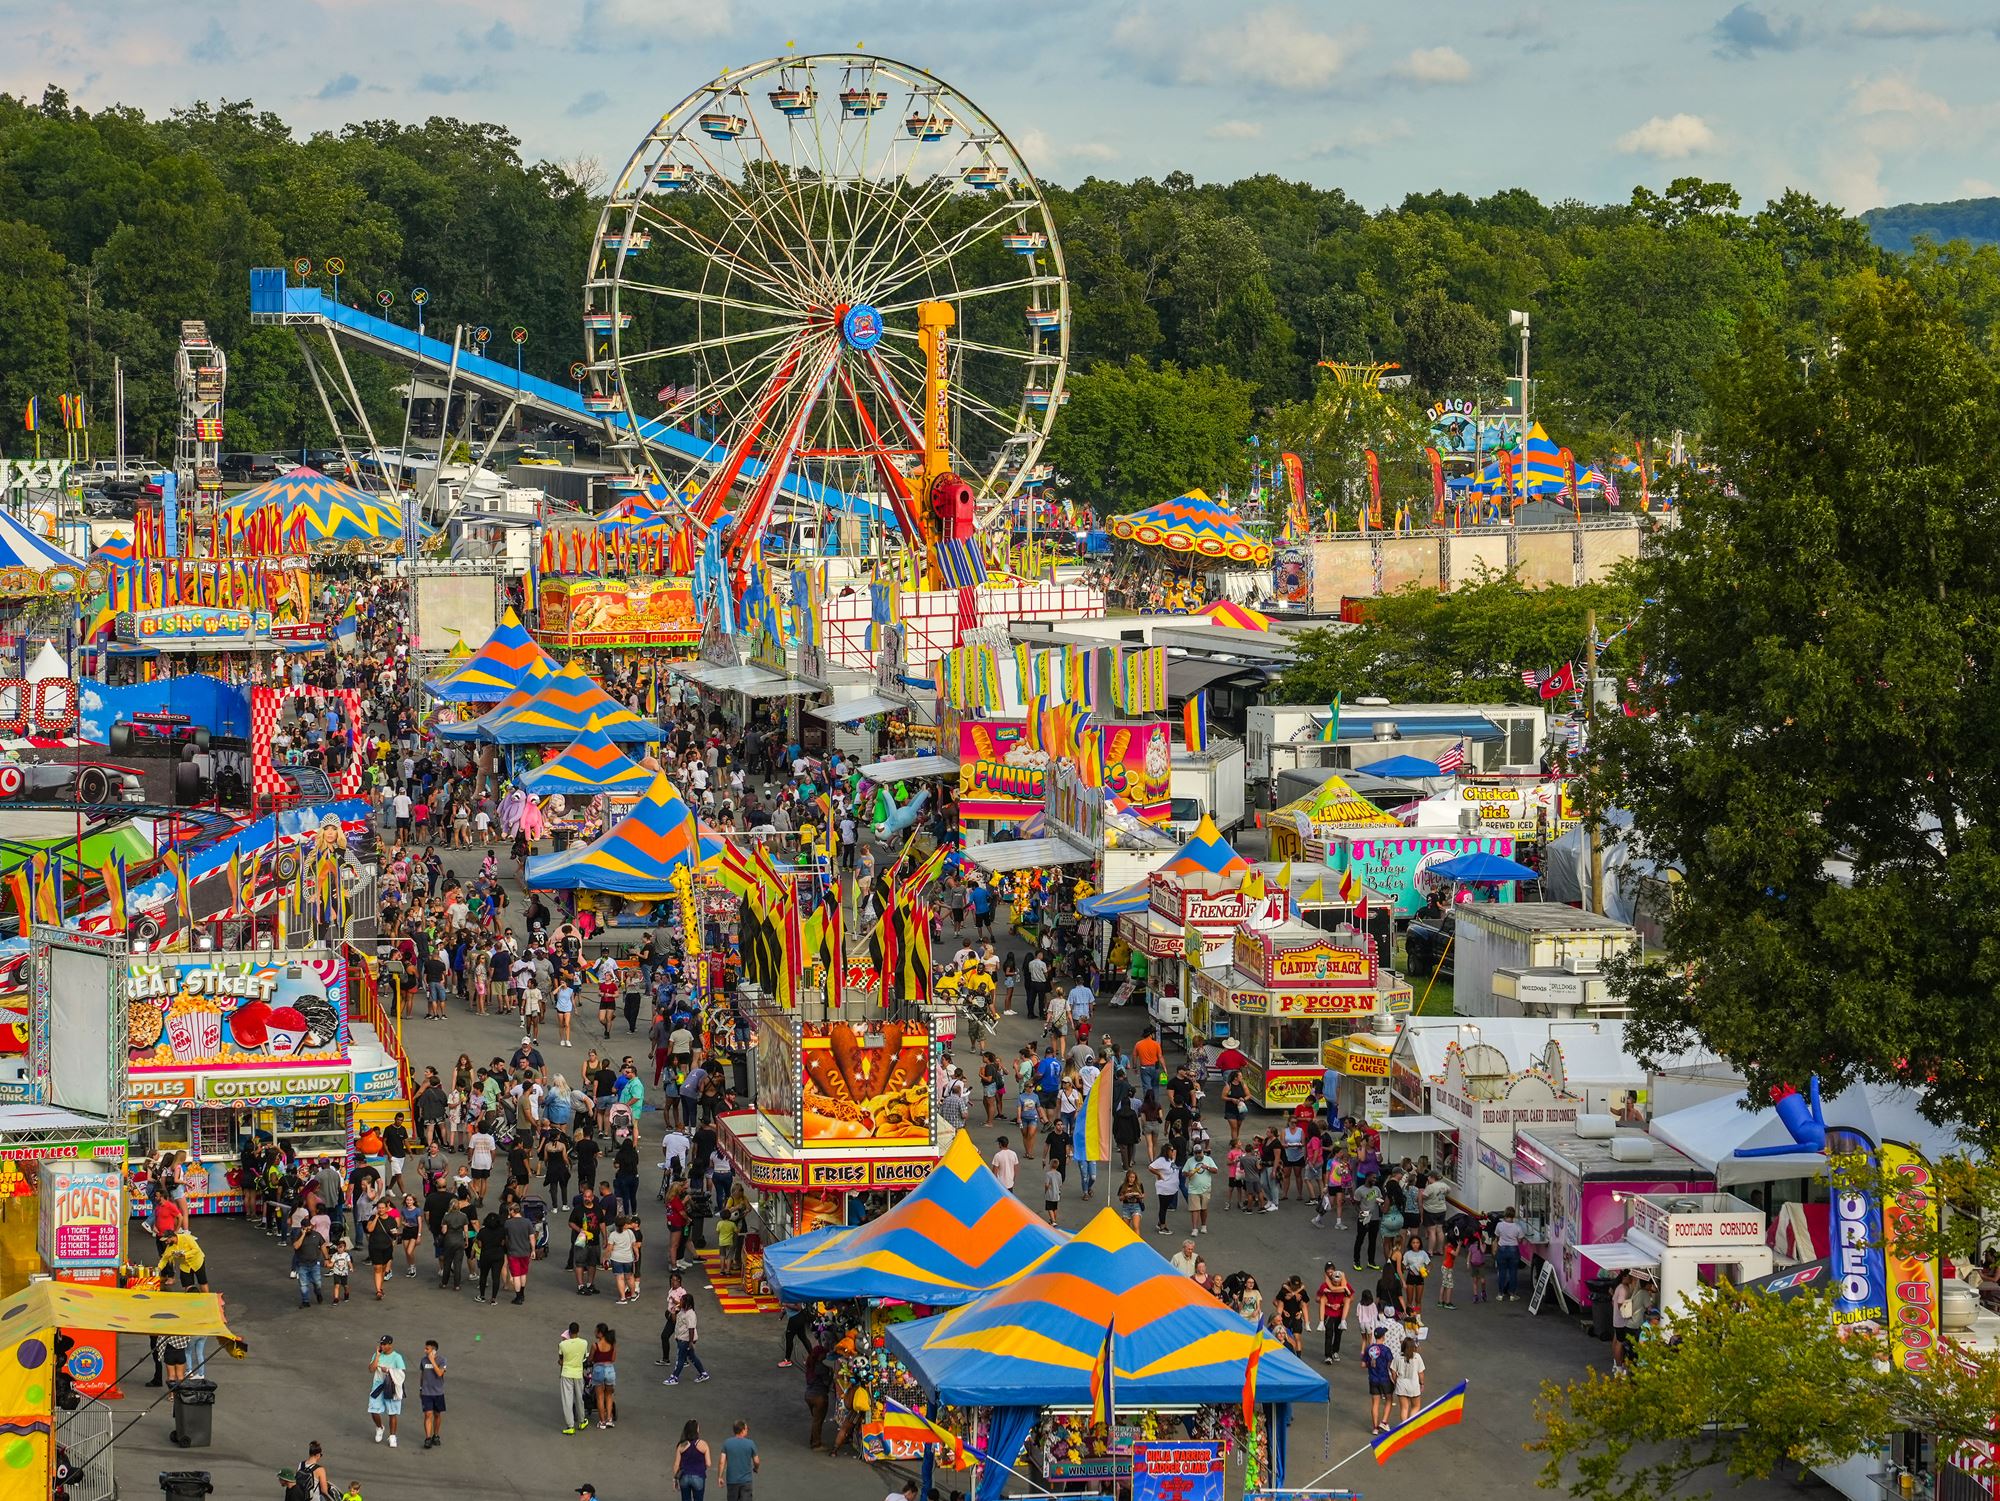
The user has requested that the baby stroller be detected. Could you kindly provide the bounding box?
[520,1195,550,1260]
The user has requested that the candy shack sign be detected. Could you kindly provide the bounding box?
[1231,924,1376,992]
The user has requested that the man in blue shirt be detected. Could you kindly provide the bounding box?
[967,879,994,940]
[1067,981,1095,1035]
[1034,1046,1063,1109]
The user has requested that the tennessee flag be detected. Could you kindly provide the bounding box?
[1079,1058,1115,1163]
[877,1399,976,1470]
[1372,1380,1468,1463]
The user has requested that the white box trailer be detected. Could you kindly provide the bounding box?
[1167,739,1247,838]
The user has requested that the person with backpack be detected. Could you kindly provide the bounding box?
[284,1440,335,1500]
[292,1216,328,1307]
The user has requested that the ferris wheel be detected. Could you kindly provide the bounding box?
[583,52,1068,566]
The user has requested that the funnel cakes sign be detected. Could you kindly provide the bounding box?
[126,950,348,1072]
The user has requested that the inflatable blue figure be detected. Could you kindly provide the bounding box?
[1734,1074,1828,1157]
[872,787,930,840]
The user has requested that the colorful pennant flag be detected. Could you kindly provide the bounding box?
[1080,1059,1115,1163]
[1182,691,1209,753]
[877,1400,976,1470]
[1317,694,1342,744]
[1089,1324,1116,1431]
[1372,1380,1469,1463]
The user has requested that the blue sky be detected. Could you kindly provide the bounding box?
[4,0,1995,211]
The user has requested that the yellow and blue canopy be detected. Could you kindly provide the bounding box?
[226,465,407,542]
[1076,879,1152,918]
[525,770,720,893]
[425,608,559,702]
[516,715,656,797]
[763,1132,1067,1306]
[1468,424,1606,497]
[478,661,658,746]
[436,682,541,742]
[885,1208,1327,1408]
[1109,489,1272,565]
[1159,813,1251,878]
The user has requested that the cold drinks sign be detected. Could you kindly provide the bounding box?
[38,1163,124,1270]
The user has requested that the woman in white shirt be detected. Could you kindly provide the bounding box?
[1389,1337,1426,1422]
[1399,1235,1432,1318]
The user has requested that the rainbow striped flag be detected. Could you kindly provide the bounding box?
[1182,691,1209,753]
[1372,1380,1468,1463]
[1079,1057,1115,1162]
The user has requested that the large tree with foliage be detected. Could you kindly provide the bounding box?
[1277,572,1639,707]
[1042,357,1251,510]
[1588,273,2000,1141]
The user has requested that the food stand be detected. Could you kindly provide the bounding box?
[724,1011,947,1263]
[123,948,356,1214]
[1511,1122,1714,1306]
[536,576,701,661]
[1319,829,1517,918]
[1197,922,1382,1108]
[1262,774,1398,864]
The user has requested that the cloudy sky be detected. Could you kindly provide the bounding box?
[3,0,1992,211]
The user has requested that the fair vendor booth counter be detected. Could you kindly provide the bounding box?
[1194,921,1384,1108]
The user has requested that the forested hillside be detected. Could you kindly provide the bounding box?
[7,84,2000,494]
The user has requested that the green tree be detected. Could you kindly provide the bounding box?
[1397,286,1499,395]
[1587,274,2000,1143]
[1533,1284,2000,1501]
[0,219,71,440]
[1043,357,1251,511]
[1276,572,1638,704]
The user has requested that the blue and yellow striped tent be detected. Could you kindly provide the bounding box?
[516,714,656,797]
[225,466,407,542]
[1075,879,1153,918]
[886,1207,1326,1408]
[1469,423,1606,497]
[479,661,659,746]
[1108,489,1272,565]
[425,608,559,702]
[436,682,541,742]
[1158,813,1251,879]
[763,1132,1067,1306]
[523,770,720,893]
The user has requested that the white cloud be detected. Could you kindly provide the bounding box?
[1111,5,1348,93]
[1392,46,1472,85]
[1304,120,1413,159]
[1961,177,2000,197]
[1847,6,1953,38]
[1615,113,1716,159]
[578,0,733,45]
[1207,119,1264,140]
[1016,128,1117,172]
[1821,148,1885,210]
[1852,73,1949,117]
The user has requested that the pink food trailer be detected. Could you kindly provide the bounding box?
[1511,1122,1712,1305]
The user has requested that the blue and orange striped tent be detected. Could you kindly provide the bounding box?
[91,533,138,564]
[1108,489,1272,565]
[516,714,656,797]
[479,662,658,746]
[763,1132,1067,1306]
[523,770,720,893]
[225,466,407,542]
[1158,813,1251,879]
[425,608,559,702]
[885,1207,1326,1408]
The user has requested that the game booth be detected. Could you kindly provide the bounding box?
[758,1132,1066,1465]
[887,1207,1327,1497]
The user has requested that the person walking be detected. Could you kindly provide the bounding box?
[1352,1175,1383,1271]
[591,1323,619,1429]
[1147,1150,1180,1235]
[504,1201,535,1304]
[418,1340,447,1449]
[558,1321,591,1435]
[666,1301,708,1383]
[367,1334,405,1448]
[1391,1336,1427,1423]
[1316,1265,1353,1364]
[474,1212,506,1304]
[1493,1206,1526,1301]
[291,1214,328,1308]
[721,1419,759,1501]
[672,1419,712,1501]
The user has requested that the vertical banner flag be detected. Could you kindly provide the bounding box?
[1181,691,1209,753]
[1827,1126,1887,1330]
[1363,449,1383,529]
[1426,446,1446,526]
[1316,693,1341,744]
[1878,1141,1939,1371]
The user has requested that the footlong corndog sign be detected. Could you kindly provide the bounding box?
[799,1020,934,1149]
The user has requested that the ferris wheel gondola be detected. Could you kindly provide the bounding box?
[583,51,1069,586]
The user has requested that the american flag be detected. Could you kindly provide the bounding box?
[1521,667,1548,690]
[1435,743,1464,774]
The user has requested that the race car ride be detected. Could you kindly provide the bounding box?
[0,758,145,806]
[109,712,211,755]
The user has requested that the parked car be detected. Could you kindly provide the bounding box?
[1403,911,1456,979]
[218,452,287,483]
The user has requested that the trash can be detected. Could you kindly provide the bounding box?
[157,1472,213,1499]
[169,1379,217,1448]
[1586,1274,1621,1342]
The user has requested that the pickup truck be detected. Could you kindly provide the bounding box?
[1404,911,1456,979]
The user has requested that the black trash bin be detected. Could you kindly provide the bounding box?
[169,1378,217,1448]
[1585,1273,1621,1341]
[158,1472,213,1499]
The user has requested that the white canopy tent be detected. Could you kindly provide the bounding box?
[1648,1082,1970,1187]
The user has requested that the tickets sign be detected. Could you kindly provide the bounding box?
[39,1163,123,1270]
